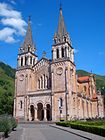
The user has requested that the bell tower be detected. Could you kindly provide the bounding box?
[17,17,37,69]
[14,17,37,120]
[51,7,77,121]
[52,6,74,63]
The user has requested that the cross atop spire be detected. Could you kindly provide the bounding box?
[19,16,36,54]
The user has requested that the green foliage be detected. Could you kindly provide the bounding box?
[0,62,15,115]
[0,62,15,79]
[0,115,17,137]
[56,122,69,127]
[56,120,105,137]
[70,123,105,137]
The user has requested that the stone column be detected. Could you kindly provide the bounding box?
[45,76,48,89]
[22,56,25,66]
[43,75,44,89]
[28,56,30,65]
[44,107,47,121]
[34,108,38,121]
[24,96,27,120]
[32,57,34,66]
[84,100,87,118]
[88,101,91,118]
[28,108,31,121]
[68,48,70,58]
[53,48,56,60]
[82,100,84,119]
[40,78,41,89]
[71,49,74,62]
[59,46,62,58]
[66,47,69,58]
[51,72,55,121]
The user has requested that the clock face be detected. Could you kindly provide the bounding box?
[19,74,24,81]
[56,67,63,75]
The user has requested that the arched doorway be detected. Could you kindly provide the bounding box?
[46,104,51,121]
[30,105,34,121]
[37,103,44,121]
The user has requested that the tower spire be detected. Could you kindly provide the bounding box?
[19,16,36,54]
[53,6,71,45]
[57,5,67,38]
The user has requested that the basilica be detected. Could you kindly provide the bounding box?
[14,7,104,121]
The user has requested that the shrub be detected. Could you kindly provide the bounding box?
[56,121,105,137]
[56,122,69,127]
[70,123,105,137]
[0,115,17,137]
[0,116,11,137]
[10,117,17,130]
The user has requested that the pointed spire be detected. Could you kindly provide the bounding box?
[53,6,72,45]
[24,16,33,48]
[57,5,67,37]
[19,16,36,54]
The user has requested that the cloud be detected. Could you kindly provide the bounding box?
[74,48,79,54]
[0,2,27,43]
[0,3,21,18]
[1,18,27,35]
[0,27,16,43]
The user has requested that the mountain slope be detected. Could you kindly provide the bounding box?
[0,62,15,115]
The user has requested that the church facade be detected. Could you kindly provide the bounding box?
[14,8,104,121]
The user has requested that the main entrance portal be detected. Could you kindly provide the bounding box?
[37,103,44,121]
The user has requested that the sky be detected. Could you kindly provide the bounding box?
[0,0,105,75]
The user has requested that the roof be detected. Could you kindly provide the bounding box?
[77,76,90,83]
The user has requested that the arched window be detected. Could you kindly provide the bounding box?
[84,86,87,92]
[64,36,66,42]
[33,58,35,65]
[57,48,59,59]
[43,74,45,88]
[59,98,63,108]
[30,56,32,64]
[21,57,23,66]
[41,76,43,89]
[25,56,27,65]
[20,100,22,109]
[62,47,64,58]
[38,79,40,89]
[46,76,48,89]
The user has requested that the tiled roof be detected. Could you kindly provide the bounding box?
[77,76,90,83]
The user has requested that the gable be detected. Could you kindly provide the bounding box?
[33,58,50,72]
